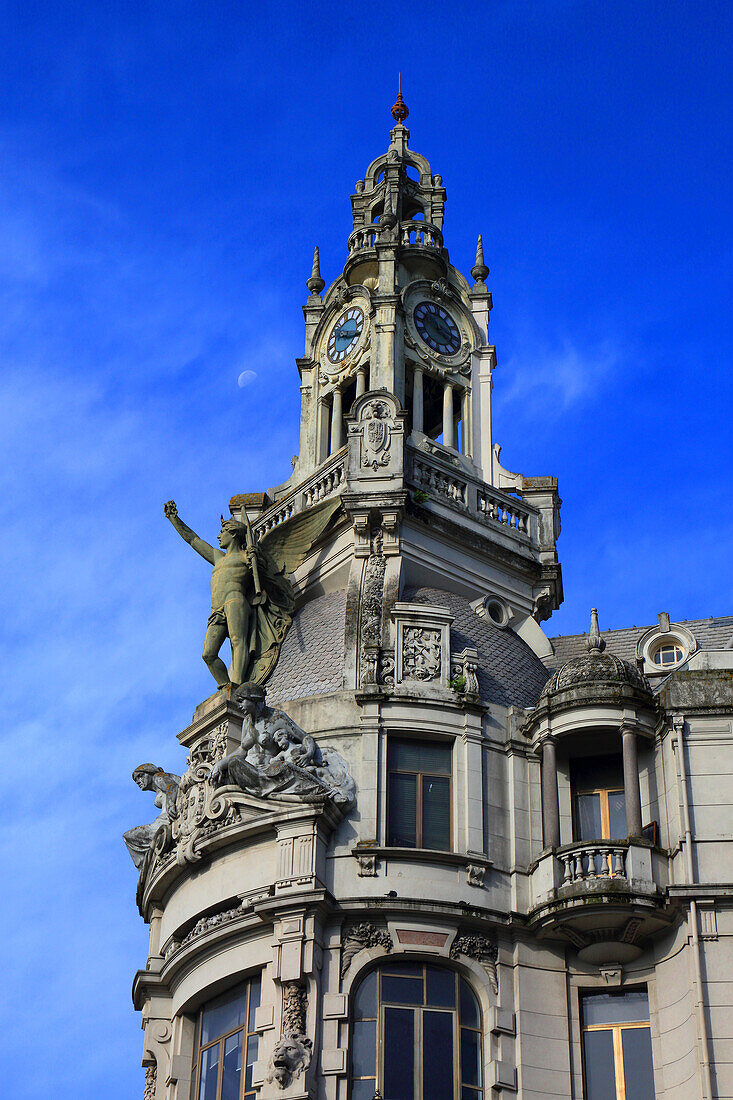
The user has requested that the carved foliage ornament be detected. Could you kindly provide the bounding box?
[450,934,498,994]
[341,923,394,976]
[143,1065,157,1100]
[359,529,386,685]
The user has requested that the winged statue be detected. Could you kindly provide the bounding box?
[164,495,340,688]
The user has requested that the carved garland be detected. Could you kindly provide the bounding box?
[450,934,499,994]
[359,529,386,685]
[341,922,394,976]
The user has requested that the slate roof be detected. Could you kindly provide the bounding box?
[405,586,551,707]
[547,615,733,670]
[266,584,553,708]
[267,589,347,704]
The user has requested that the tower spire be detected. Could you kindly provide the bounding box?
[471,234,490,283]
[306,245,325,296]
[391,73,409,124]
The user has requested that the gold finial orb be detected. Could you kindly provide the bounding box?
[391,72,409,123]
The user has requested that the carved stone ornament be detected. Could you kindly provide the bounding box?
[359,529,386,685]
[341,923,394,976]
[143,1064,157,1100]
[360,399,394,470]
[268,983,312,1089]
[355,851,377,877]
[466,861,486,888]
[123,765,181,870]
[129,685,355,874]
[402,626,441,682]
[450,934,498,994]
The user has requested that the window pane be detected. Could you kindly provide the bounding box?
[459,978,480,1029]
[608,789,627,839]
[622,1027,655,1099]
[382,974,424,1005]
[247,977,261,1032]
[460,1026,481,1087]
[352,1080,378,1100]
[389,739,451,775]
[582,1030,617,1100]
[221,1032,242,1100]
[423,1011,454,1100]
[576,793,602,840]
[352,1020,377,1078]
[245,1034,258,1090]
[354,971,377,1019]
[201,984,247,1045]
[584,990,650,1026]
[422,776,451,850]
[426,966,456,1008]
[384,1007,415,1100]
[198,1043,220,1100]
[388,773,417,847]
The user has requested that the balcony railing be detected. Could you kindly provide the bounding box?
[252,449,347,540]
[347,219,443,255]
[407,443,538,548]
[559,842,627,883]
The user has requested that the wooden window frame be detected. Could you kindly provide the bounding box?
[350,963,483,1100]
[573,784,626,841]
[386,737,453,851]
[192,977,260,1100]
[580,990,654,1100]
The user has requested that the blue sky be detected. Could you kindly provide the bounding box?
[1,2,731,1096]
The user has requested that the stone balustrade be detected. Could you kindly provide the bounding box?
[406,443,539,548]
[399,220,443,248]
[347,226,378,253]
[559,842,627,884]
[477,488,532,536]
[346,219,443,254]
[253,451,346,539]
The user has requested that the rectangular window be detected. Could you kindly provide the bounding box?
[387,738,452,851]
[581,988,655,1100]
[194,976,260,1100]
[572,755,626,842]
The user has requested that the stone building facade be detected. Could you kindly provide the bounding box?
[126,105,733,1100]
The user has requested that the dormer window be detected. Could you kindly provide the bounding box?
[651,641,684,667]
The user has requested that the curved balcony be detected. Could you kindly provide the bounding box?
[528,839,671,962]
[347,219,444,255]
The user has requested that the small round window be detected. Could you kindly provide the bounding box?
[651,642,684,667]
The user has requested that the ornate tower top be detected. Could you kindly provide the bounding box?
[390,72,409,123]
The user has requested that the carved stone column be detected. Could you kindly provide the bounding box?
[443,381,454,449]
[356,367,367,398]
[541,737,560,849]
[413,366,424,433]
[317,396,330,463]
[330,387,344,452]
[621,721,643,837]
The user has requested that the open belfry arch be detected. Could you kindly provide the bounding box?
[125,90,733,1100]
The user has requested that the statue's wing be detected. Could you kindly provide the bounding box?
[258,496,342,577]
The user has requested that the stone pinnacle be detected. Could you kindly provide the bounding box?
[471,234,490,283]
[306,246,325,296]
[586,607,606,655]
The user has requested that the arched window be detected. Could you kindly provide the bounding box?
[193,976,260,1100]
[350,961,483,1100]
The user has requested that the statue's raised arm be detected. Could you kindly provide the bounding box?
[164,500,220,565]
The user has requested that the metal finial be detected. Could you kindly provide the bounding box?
[471,234,490,283]
[306,245,325,295]
[391,72,409,124]
[586,608,606,655]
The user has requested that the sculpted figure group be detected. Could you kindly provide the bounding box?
[124,684,355,871]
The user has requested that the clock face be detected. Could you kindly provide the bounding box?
[414,301,461,355]
[327,307,364,363]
